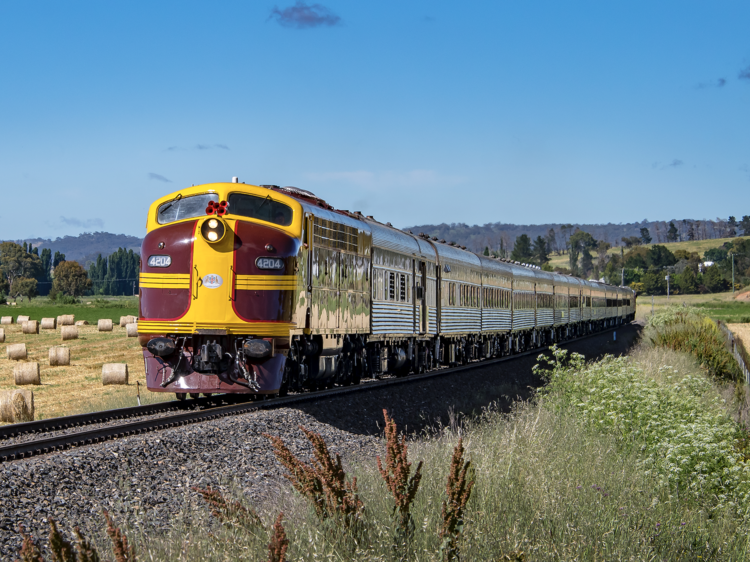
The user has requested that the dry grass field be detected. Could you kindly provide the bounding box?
[0,320,171,422]
[729,323,750,353]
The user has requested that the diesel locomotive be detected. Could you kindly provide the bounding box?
[138,180,635,399]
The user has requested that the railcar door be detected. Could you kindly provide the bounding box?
[416,260,427,334]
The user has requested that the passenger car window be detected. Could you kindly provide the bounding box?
[157,194,218,224]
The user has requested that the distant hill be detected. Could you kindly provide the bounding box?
[11,232,143,267]
[404,218,742,255]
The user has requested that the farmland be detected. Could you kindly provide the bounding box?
[635,290,750,323]
[0,300,169,421]
[547,234,750,270]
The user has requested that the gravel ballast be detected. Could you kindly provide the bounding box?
[0,323,640,557]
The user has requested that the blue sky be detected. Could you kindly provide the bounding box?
[1,0,748,240]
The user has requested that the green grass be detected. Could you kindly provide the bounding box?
[693,300,750,323]
[548,235,750,270]
[1,296,138,324]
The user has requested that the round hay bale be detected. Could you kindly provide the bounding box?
[0,328,4,343]
[98,319,113,332]
[120,315,138,326]
[0,317,12,325]
[0,389,34,422]
[102,364,128,386]
[40,317,57,330]
[16,315,29,324]
[75,320,89,326]
[49,346,70,367]
[22,320,39,335]
[125,323,138,337]
[59,315,75,326]
[14,362,40,385]
[61,326,78,341]
[7,343,27,360]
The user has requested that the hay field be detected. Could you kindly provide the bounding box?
[729,323,750,354]
[0,320,171,422]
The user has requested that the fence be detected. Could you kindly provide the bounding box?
[717,321,750,385]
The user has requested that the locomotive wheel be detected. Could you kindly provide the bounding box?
[175,393,186,401]
[189,393,200,399]
[278,370,290,397]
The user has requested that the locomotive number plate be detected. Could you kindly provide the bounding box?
[202,274,223,288]
[256,257,284,270]
[148,255,172,268]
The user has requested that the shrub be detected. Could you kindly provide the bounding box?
[645,307,742,381]
[536,345,750,516]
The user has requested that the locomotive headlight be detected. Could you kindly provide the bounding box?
[201,217,226,243]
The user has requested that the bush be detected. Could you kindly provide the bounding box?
[645,307,742,381]
[536,345,750,517]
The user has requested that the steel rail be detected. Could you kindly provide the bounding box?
[0,323,627,463]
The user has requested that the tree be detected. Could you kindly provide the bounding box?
[639,227,652,244]
[483,246,490,256]
[728,216,738,237]
[532,236,549,266]
[621,236,641,248]
[10,278,38,300]
[0,242,42,290]
[704,247,728,264]
[687,222,696,241]
[677,267,698,294]
[568,230,597,277]
[642,271,667,295]
[596,241,611,271]
[740,215,750,237]
[510,234,533,263]
[545,228,558,255]
[52,261,92,297]
[646,245,677,268]
[702,265,726,293]
[666,222,679,242]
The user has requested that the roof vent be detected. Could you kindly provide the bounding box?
[366,215,374,220]
[432,236,438,241]
[461,246,466,250]
[232,176,239,183]
[440,239,446,243]
[260,184,279,189]
[386,222,393,227]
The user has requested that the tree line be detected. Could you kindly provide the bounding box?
[0,241,140,301]
[486,226,750,296]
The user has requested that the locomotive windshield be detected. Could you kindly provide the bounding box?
[157,193,219,224]
[227,193,293,226]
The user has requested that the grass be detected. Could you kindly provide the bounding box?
[37,340,750,560]
[636,290,750,323]
[1,296,139,325]
[547,235,750,270]
[107,349,750,560]
[0,321,170,422]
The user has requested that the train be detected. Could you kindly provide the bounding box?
[137,180,636,399]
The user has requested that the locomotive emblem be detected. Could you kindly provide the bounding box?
[202,274,223,288]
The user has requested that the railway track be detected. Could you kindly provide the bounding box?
[0,324,625,463]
